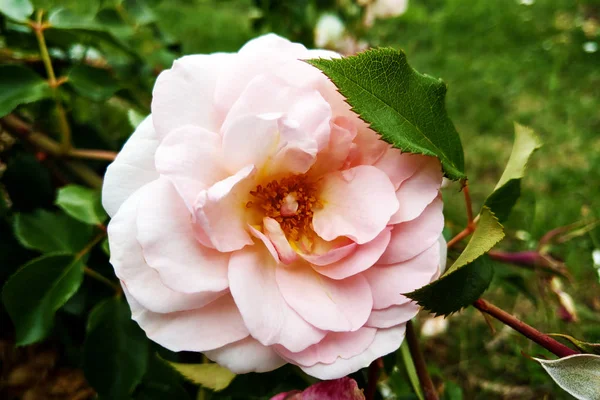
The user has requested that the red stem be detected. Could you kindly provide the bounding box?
[473,299,578,358]
[365,357,383,400]
[406,321,438,400]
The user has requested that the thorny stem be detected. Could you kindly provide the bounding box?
[406,321,438,400]
[447,181,476,248]
[0,114,104,188]
[365,357,383,400]
[31,10,72,153]
[69,149,118,162]
[472,299,578,358]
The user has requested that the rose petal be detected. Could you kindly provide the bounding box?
[366,303,420,329]
[372,147,425,190]
[388,158,443,224]
[193,165,256,252]
[378,197,444,265]
[275,327,376,367]
[313,228,391,280]
[309,117,358,177]
[154,125,227,207]
[102,116,159,217]
[365,241,440,309]
[221,114,280,174]
[214,34,308,112]
[276,263,372,332]
[124,287,249,352]
[204,336,286,374]
[300,324,407,380]
[152,53,234,138]
[109,189,224,313]
[248,224,280,263]
[229,246,325,352]
[263,217,298,264]
[136,178,229,293]
[312,165,399,244]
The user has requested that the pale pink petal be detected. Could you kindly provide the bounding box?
[263,217,298,264]
[276,263,372,332]
[366,303,420,329]
[154,125,227,207]
[299,239,357,266]
[215,34,308,112]
[365,241,440,309]
[109,188,224,313]
[136,178,229,293]
[372,147,426,189]
[378,197,444,265]
[300,325,406,380]
[275,327,376,367]
[313,228,391,280]
[313,166,399,244]
[223,75,331,148]
[248,224,279,263]
[221,114,280,174]
[346,124,388,167]
[102,116,159,217]
[152,53,234,138]
[229,246,325,352]
[193,165,255,252]
[124,288,249,352]
[205,336,286,374]
[389,159,443,224]
[309,117,358,177]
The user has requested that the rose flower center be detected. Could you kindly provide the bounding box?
[247,175,322,240]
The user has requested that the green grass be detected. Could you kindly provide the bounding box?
[360,0,600,397]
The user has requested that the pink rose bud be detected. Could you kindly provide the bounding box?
[102,34,446,379]
[270,377,365,400]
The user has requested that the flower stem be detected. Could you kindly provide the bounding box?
[69,148,118,161]
[406,321,438,400]
[472,298,578,358]
[365,357,383,400]
[0,114,104,188]
[84,266,121,293]
[31,10,72,153]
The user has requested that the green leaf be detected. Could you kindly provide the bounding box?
[1,253,85,345]
[533,354,600,400]
[0,65,53,117]
[163,359,236,392]
[13,209,94,253]
[483,123,542,221]
[55,184,106,225]
[400,342,425,400]
[84,297,149,399]
[308,48,465,180]
[406,207,504,316]
[547,334,600,355]
[446,207,505,275]
[134,355,191,400]
[67,64,120,101]
[406,256,494,317]
[0,0,33,22]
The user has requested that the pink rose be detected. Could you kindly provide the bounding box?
[270,377,365,399]
[103,34,446,379]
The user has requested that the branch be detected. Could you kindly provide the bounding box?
[365,357,383,400]
[472,299,578,358]
[406,321,438,400]
[0,114,105,188]
[447,181,476,248]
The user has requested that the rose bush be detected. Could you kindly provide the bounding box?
[102,33,446,379]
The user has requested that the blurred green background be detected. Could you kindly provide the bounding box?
[1,0,599,399]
